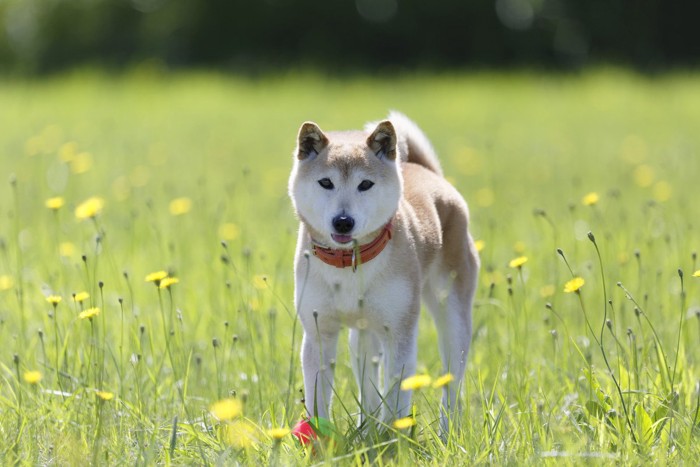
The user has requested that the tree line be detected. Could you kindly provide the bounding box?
[1,0,698,73]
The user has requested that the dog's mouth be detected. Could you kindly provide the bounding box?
[331,233,353,245]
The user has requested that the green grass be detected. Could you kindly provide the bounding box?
[0,68,699,464]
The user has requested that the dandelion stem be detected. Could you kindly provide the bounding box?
[118,298,125,397]
[241,253,264,411]
[52,303,65,397]
[157,287,180,394]
[285,253,310,416]
[13,354,22,462]
[213,338,221,399]
[670,269,685,390]
[588,231,636,444]
[618,283,666,367]
[13,353,22,409]
[98,281,106,391]
[38,329,47,370]
[10,175,26,339]
[89,319,97,388]
[689,382,700,449]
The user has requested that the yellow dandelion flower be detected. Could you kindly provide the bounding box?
[267,427,291,439]
[633,164,655,188]
[513,241,526,254]
[692,270,700,277]
[392,417,416,430]
[564,277,585,293]
[210,398,243,421]
[59,242,75,257]
[0,275,14,291]
[45,196,65,210]
[169,197,192,216]
[400,374,432,391]
[74,291,89,303]
[159,277,179,289]
[652,180,672,202]
[474,239,485,252]
[145,270,168,283]
[508,256,528,269]
[252,275,268,290]
[219,223,240,241]
[582,192,599,206]
[46,295,62,305]
[96,391,114,401]
[539,285,556,298]
[23,371,42,384]
[75,196,104,220]
[79,307,100,320]
[70,152,93,174]
[59,141,78,161]
[432,373,455,388]
[224,419,260,449]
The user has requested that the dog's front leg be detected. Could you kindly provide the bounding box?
[301,330,339,419]
[349,328,382,426]
[380,318,418,424]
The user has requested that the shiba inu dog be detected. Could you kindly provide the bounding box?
[288,112,479,433]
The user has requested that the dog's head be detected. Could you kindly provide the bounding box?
[289,120,402,247]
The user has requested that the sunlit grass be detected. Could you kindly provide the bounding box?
[0,68,699,464]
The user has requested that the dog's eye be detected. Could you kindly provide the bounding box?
[318,178,334,190]
[357,180,375,192]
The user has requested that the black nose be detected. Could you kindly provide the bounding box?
[332,215,355,234]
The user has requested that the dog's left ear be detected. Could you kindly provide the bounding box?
[366,120,397,160]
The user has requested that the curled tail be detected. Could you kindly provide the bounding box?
[367,111,443,176]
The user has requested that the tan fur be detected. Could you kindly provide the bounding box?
[289,113,479,434]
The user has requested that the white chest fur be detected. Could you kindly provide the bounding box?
[295,252,414,334]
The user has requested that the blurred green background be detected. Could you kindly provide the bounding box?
[1,0,699,74]
[1,2,700,464]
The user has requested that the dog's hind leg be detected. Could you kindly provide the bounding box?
[349,328,382,426]
[424,258,477,434]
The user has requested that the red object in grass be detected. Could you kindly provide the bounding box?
[291,419,317,445]
[291,417,334,445]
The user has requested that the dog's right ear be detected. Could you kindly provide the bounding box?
[296,122,329,160]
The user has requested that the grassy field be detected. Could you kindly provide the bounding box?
[0,68,699,465]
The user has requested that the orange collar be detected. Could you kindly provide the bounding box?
[311,222,393,271]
